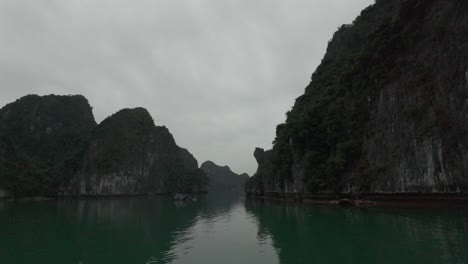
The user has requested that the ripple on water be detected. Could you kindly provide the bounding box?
[145,256,157,264]
[2,195,465,264]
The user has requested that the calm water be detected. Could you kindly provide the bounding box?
[1,192,467,264]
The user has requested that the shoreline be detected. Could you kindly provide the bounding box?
[0,191,209,202]
[246,192,468,208]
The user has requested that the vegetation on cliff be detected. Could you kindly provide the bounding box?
[0,95,208,197]
[248,0,468,194]
[0,95,96,197]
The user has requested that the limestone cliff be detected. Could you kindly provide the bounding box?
[247,0,468,196]
[0,94,96,197]
[67,108,208,195]
[0,95,208,197]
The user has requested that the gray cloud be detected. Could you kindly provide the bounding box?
[0,0,373,175]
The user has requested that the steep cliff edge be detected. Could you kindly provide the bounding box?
[67,108,208,195]
[247,0,468,196]
[200,161,249,190]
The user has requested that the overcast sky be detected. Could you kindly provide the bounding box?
[0,0,373,175]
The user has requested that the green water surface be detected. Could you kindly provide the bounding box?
[1,192,467,263]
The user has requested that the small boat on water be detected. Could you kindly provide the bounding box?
[174,193,197,202]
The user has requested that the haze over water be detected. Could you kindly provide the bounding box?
[1,192,467,264]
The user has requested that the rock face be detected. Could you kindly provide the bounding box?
[247,0,468,196]
[0,95,96,197]
[200,161,249,190]
[0,95,208,197]
[68,108,165,194]
[178,147,199,170]
[66,108,208,195]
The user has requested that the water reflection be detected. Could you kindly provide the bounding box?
[245,200,468,264]
[0,191,278,264]
[162,191,278,264]
[1,197,202,263]
[2,194,465,264]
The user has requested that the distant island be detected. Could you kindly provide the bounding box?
[200,161,249,190]
[246,0,467,201]
[0,94,208,198]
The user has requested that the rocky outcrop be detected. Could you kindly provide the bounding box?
[0,95,208,197]
[66,108,208,195]
[247,0,468,196]
[178,147,199,170]
[253,148,272,166]
[0,94,96,197]
[200,161,249,190]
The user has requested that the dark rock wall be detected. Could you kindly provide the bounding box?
[247,0,468,196]
[0,94,96,197]
[351,0,468,192]
[0,95,207,197]
[67,108,207,195]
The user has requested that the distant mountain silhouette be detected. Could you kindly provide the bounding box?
[200,161,249,190]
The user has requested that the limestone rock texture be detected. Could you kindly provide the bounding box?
[0,95,207,197]
[0,94,96,197]
[247,0,468,196]
[67,108,207,195]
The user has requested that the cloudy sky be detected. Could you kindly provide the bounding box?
[0,0,373,175]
